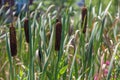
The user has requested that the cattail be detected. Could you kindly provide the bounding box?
[81,7,87,33]
[55,19,62,51]
[0,0,1,7]
[10,0,14,6]
[56,18,59,23]
[69,25,74,36]
[24,18,29,43]
[10,23,17,56]
[29,0,33,5]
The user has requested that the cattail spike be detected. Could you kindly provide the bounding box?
[56,18,59,23]
[55,19,62,51]
[10,23,17,56]
[24,18,29,43]
[81,7,87,33]
[69,25,74,36]
[30,0,33,5]
[0,0,1,7]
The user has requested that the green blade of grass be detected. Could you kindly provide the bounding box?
[69,45,78,80]
[6,33,13,80]
[107,42,120,80]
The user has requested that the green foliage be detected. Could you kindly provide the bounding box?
[0,0,120,80]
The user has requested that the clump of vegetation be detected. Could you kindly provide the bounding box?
[0,0,120,80]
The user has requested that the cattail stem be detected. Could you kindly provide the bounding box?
[55,19,62,51]
[24,18,29,43]
[81,7,87,33]
[10,23,17,56]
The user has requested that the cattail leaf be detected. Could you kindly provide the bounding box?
[37,2,42,10]
[69,45,78,80]
[102,0,112,18]
[6,33,14,80]
[107,42,120,80]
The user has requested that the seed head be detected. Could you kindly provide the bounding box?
[30,0,33,5]
[55,20,62,51]
[9,23,17,56]
[24,18,29,43]
[69,25,74,36]
[81,7,87,33]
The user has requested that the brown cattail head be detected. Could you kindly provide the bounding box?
[29,0,33,5]
[10,0,14,7]
[81,7,87,33]
[56,18,59,23]
[24,18,29,43]
[10,23,17,56]
[69,25,74,36]
[0,0,1,7]
[55,19,62,51]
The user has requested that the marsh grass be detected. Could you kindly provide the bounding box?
[0,0,120,80]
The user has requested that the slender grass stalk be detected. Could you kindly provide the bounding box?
[41,28,54,80]
[86,22,99,79]
[107,42,120,80]
[17,17,22,54]
[97,0,101,15]
[54,51,60,80]
[6,33,14,80]
[69,45,78,80]
[28,17,34,80]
